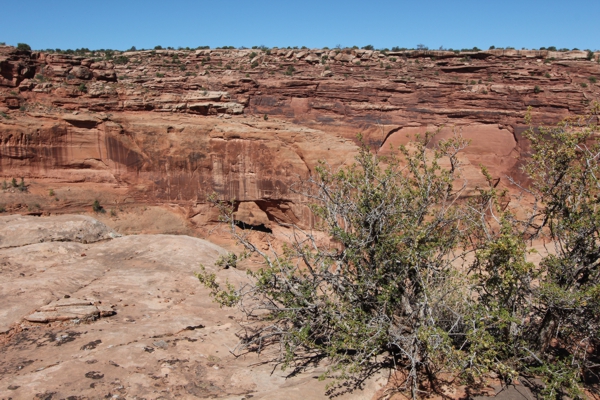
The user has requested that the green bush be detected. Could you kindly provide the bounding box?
[589,76,597,84]
[78,83,87,93]
[199,107,600,398]
[587,50,594,60]
[92,200,104,213]
[534,85,542,93]
[17,177,27,192]
[17,43,31,51]
[284,65,296,76]
[113,55,129,65]
[214,252,238,269]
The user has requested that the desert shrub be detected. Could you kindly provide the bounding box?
[214,252,238,269]
[534,85,542,93]
[199,107,600,398]
[17,178,27,192]
[78,83,87,93]
[17,43,31,51]
[92,200,104,213]
[589,76,597,84]
[199,132,478,397]
[587,50,594,61]
[284,65,296,76]
[113,55,129,65]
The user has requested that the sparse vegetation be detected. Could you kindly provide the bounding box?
[92,200,104,213]
[17,43,31,51]
[284,65,296,76]
[214,252,238,269]
[113,55,129,65]
[587,50,595,61]
[199,106,600,399]
[534,85,542,93]
[17,178,27,192]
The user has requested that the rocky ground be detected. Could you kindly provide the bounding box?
[0,214,549,400]
[0,214,391,399]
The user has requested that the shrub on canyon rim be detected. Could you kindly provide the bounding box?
[16,43,31,51]
[198,106,600,399]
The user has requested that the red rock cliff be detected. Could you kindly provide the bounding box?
[1,45,599,224]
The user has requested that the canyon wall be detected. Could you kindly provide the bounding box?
[1,45,599,225]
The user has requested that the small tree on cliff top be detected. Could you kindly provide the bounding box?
[198,108,600,398]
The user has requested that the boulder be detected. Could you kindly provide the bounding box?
[92,69,117,81]
[71,65,92,79]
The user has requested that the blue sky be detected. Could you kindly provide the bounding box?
[1,0,598,51]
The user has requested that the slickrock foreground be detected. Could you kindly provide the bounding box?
[0,215,387,399]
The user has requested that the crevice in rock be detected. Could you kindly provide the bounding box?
[233,220,272,234]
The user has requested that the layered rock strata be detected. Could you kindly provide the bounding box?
[1,45,599,225]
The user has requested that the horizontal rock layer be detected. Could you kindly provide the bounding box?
[1,45,599,225]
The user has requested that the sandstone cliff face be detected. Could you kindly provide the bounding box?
[1,45,599,225]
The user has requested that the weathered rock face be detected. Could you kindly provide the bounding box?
[1,44,599,225]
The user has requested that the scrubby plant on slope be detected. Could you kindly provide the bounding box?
[198,106,600,398]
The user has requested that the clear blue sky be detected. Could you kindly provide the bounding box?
[1,0,598,51]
